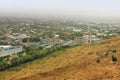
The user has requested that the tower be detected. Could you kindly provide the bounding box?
[87,26,92,44]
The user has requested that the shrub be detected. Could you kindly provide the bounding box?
[111,54,117,62]
[96,58,100,63]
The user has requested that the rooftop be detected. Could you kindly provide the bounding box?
[0,45,12,48]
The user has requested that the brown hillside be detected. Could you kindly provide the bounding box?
[1,37,120,80]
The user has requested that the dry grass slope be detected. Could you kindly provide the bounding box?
[1,37,120,80]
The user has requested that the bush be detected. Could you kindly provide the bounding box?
[111,54,117,62]
[96,58,100,63]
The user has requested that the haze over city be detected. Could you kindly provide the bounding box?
[1,0,120,80]
[0,0,120,18]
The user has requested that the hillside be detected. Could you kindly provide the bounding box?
[1,37,120,80]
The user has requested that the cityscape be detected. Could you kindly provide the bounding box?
[0,0,120,80]
[0,17,120,57]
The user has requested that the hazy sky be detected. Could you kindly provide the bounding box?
[0,0,120,18]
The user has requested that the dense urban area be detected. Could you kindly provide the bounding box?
[0,17,120,80]
[1,18,120,47]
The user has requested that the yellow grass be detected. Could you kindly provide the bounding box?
[1,37,120,80]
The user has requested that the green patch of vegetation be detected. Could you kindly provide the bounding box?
[0,45,71,71]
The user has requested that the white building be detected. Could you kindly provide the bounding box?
[0,45,22,57]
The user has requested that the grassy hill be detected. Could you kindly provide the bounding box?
[1,37,120,80]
